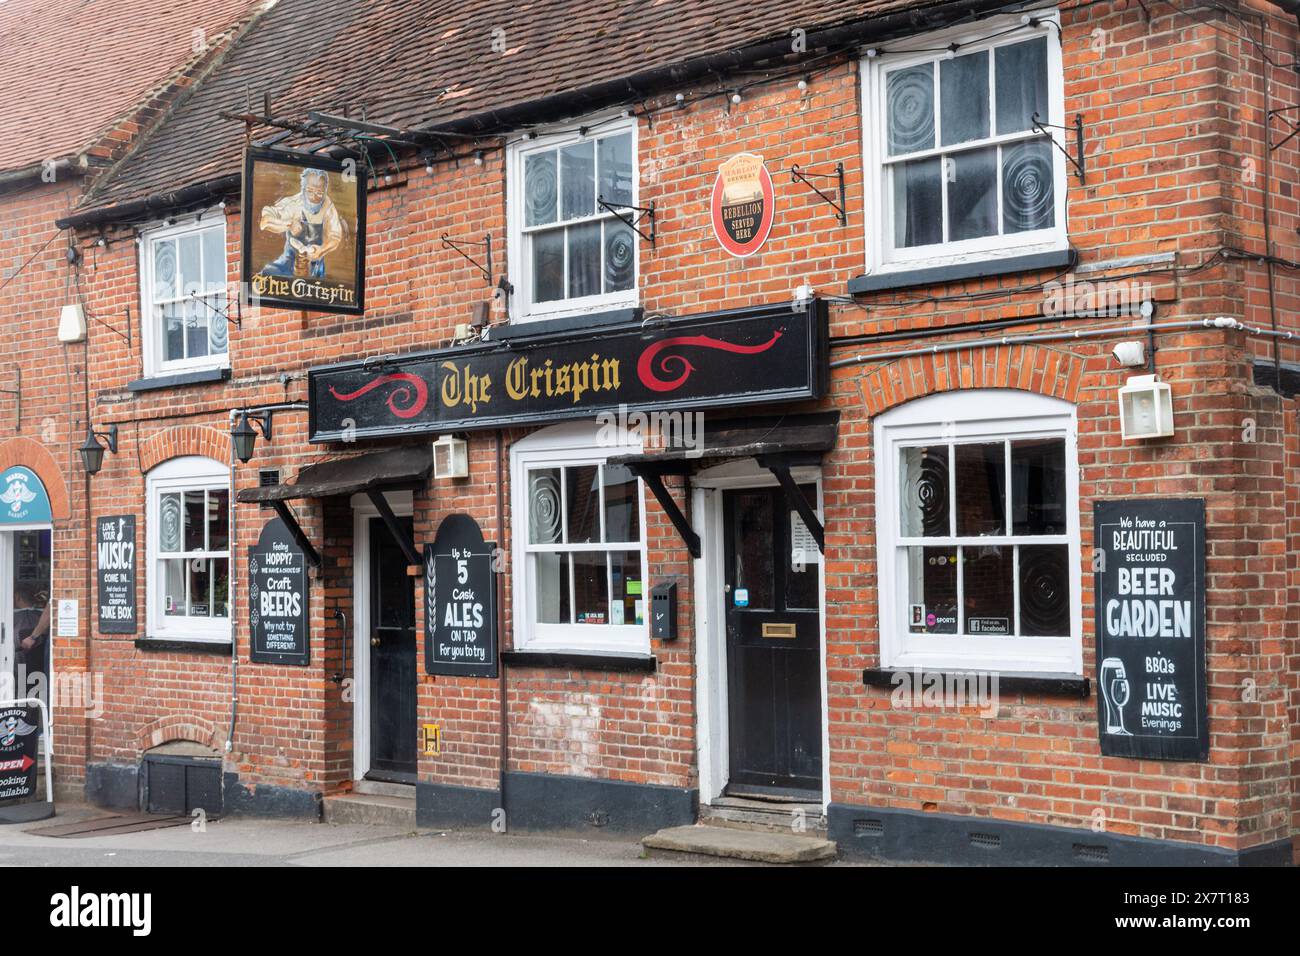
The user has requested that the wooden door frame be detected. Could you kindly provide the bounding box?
[690,460,827,809]
[349,492,413,782]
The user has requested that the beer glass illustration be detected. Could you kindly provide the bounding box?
[1099,657,1132,736]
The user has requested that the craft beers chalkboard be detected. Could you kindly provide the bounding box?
[424,514,497,678]
[248,517,310,665]
[0,703,40,802]
[96,515,136,634]
[1094,499,1207,760]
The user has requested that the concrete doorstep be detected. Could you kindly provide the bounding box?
[322,792,416,829]
[642,824,837,865]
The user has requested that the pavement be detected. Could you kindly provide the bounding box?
[0,802,863,867]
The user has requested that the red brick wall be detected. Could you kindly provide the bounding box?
[44,1,1298,854]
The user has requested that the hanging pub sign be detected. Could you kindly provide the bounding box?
[1094,498,1208,761]
[0,702,41,805]
[0,467,51,524]
[425,514,497,678]
[711,152,775,257]
[241,147,366,315]
[96,515,136,635]
[310,300,826,442]
[248,517,310,666]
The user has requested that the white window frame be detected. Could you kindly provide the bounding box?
[139,216,231,378]
[861,11,1068,278]
[510,421,649,654]
[874,389,1081,674]
[145,456,231,644]
[505,115,640,323]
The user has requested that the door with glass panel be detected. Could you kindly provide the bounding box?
[0,530,52,707]
[722,484,822,797]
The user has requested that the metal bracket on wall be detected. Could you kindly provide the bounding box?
[189,290,243,330]
[1031,112,1086,184]
[441,233,494,285]
[0,366,19,431]
[625,462,699,558]
[366,489,421,568]
[597,197,656,247]
[790,163,847,225]
[269,500,322,569]
[756,453,825,553]
[1268,104,1300,152]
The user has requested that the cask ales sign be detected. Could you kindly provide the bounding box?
[96,515,136,634]
[424,514,497,679]
[1094,499,1207,761]
[248,517,310,665]
[309,301,826,442]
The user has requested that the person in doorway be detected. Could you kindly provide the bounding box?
[13,584,50,700]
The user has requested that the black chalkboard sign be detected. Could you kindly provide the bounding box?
[248,517,310,665]
[425,514,497,678]
[0,703,41,802]
[96,515,137,634]
[1095,498,1207,761]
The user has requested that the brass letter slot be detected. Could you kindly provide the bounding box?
[761,622,797,639]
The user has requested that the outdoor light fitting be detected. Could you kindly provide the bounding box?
[79,423,117,475]
[232,410,273,463]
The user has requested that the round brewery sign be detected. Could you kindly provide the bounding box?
[710,152,775,258]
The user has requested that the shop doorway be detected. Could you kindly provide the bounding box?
[351,495,417,782]
[0,529,53,711]
[720,483,823,798]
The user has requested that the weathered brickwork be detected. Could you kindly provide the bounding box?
[2,0,1294,861]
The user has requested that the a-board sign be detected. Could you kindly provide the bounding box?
[96,515,137,634]
[0,703,41,803]
[424,514,497,678]
[1094,498,1207,761]
[248,517,310,666]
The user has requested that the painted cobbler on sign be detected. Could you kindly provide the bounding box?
[711,152,775,257]
[241,148,367,314]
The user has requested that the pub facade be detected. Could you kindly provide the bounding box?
[35,0,1300,864]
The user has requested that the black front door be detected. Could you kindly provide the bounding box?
[368,516,416,779]
[723,485,822,796]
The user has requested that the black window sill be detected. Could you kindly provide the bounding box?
[486,307,643,343]
[127,366,231,392]
[135,638,233,655]
[862,667,1090,698]
[500,650,656,673]
[847,248,1077,296]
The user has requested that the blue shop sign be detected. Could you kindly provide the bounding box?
[0,467,51,524]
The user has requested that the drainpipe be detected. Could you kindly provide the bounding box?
[495,429,508,826]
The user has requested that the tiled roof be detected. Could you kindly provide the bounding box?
[76,0,978,214]
[0,0,265,174]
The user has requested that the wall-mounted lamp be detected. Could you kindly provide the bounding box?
[232,411,273,463]
[433,434,469,479]
[79,424,118,475]
[1118,374,1174,440]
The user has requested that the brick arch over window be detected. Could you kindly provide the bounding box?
[139,425,231,473]
[0,437,71,519]
[854,344,1085,417]
[135,714,224,752]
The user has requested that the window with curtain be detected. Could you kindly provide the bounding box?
[511,423,648,653]
[866,16,1066,271]
[508,118,639,321]
[140,218,229,377]
[876,390,1081,674]
[145,456,231,643]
